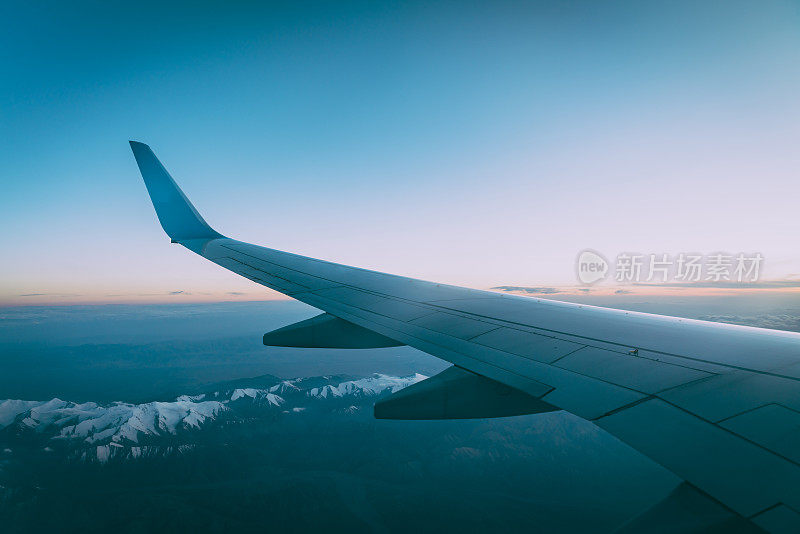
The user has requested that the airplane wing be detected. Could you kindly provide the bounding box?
[130,141,800,533]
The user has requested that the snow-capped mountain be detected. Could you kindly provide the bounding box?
[268,380,302,395]
[0,397,227,444]
[229,388,283,405]
[306,373,426,399]
[0,373,425,463]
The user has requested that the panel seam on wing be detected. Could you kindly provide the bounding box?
[656,397,800,469]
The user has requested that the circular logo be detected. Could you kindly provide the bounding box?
[576,249,609,285]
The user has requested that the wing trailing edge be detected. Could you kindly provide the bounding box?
[614,482,764,534]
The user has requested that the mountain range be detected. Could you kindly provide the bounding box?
[0,374,425,463]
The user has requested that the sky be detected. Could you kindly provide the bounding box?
[2,0,800,305]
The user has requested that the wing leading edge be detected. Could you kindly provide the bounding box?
[130,142,800,533]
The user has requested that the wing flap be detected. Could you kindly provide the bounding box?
[596,398,800,518]
[614,482,764,534]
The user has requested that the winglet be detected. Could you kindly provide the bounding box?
[129,141,224,242]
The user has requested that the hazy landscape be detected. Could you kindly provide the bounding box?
[2,294,799,532]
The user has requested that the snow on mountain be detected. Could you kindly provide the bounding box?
[0,399,48,427]
[307,373,426,399]
[0,398,227,444]
[176,394,206,402]
[40,400,226,444]
[91,443,197,464]
[268,380,301,395]
[0,373,425,462]
[229,388,283,406]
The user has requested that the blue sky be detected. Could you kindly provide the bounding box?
[2,1,800,304]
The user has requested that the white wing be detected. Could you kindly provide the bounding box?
[131,141,800,533]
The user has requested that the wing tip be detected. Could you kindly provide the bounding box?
[129,139,149,149]
[129,141,225,242]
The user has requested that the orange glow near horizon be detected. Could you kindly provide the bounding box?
[4,284,800,308]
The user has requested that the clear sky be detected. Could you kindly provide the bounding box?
[2,0,799,305]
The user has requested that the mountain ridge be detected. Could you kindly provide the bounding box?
[0,373,426,462]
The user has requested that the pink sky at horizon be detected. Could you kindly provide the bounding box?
[5,279,800,307]
[3,1,799,309]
